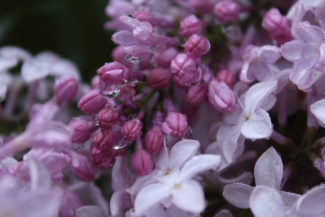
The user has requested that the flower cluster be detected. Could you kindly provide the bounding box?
[1,0,325,216]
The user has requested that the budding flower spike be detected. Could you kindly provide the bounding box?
[2,0,325,216]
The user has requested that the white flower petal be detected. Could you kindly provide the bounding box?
[241,109,273,140]
[180,154,221,181]
[311,98,325,128]
[281,40,319,62]
[134,183,170,215]
[171,180,205,213]
[170,139,200,170]
[223,183,253,209]
[76,206,107,217]
[293,184,325,216]
[244,81,277,114]
[254,147,283,189]
[249,186,286,217]
[28,158,51,190]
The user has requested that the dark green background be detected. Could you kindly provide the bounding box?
[0,0,113,82]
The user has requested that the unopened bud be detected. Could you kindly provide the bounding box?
[69,118,94,143]
[121,119,143,141]
[170,53,201,87]
[185,84,207,106]
[161,112,188,138]
[216,70,235,87]
[93,130,116,150]
[189,0,213,14]
[70,152,96,181]
[155,47,178,67]
[208,79,235,112]
[262,8,292,44]
[54,76,78,103]
[98,107,119,128]
[97,61,128,85]
[144,127,164,154]
[131,150,153,176]
[78,90,107,114]
[214,0,240,24]
[185,34,210,58]
[179,15,202,38]
[146,68,170,89]
[90,146,114,168]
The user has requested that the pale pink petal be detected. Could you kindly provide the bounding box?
[214,210,233,217]
[112,30,136,46]
[180,154,220,181]
[254,147,283,189]
[293,184,325,216]
[76,206,107,217]
[134,183,170,215]
[89,183,109,215]
[281,40,319,62]
[223,183,253,208]
[170,139,200,170]
[279,191,300,209]
[171,180,205,213]
[296,22,325,44]
[28,158,51,190]
[110,191,131,216]
[241,109,273,140]
[244,81,277,114]
[249,186,286,217]
[310,98,325,128]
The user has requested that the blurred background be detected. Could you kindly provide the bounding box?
[0,0,112,82]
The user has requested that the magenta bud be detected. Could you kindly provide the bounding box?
[133,11,156,26]
[208,79,235,112]
[185,34,210,58]
[53,76,78,103]
[216,70,235,87]
[121,119,143,141]
[98,107,119,128]
[90,146,114,168]
[144,127,164,154]
[214,0,240,24]
[161,112,188,138]
[185,84,207,106]
[93,130,116,150]
[179,15,202,38]
[70,152,96,181]
[97,61,128,85]
[112,46,132,68]
[78,90,107,114]
[170,53,202,87]
[262,8,292,44]
[155,47,178,67]
[131,150,153,176]
[146,68,170,89]
[189,0,213,14]
[68,119,94,143]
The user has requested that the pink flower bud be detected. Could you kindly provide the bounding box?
[112,46,133,68]
[68,118,94,143]
[170,53,202,87]
[90,146,114,168]
[93,130,116,150]
[131,150,153,176]
[121,119,143,141]
[155,47,178,67]
[53,76,78,103]
[189,0,213,14]
[185,34,210,58]
[98,107,119,128]
[185,84,207,106]
[144,127,164,154]
[214,0,240,24]
[78,90,107,114]
[59,191,82,217]
[70,152,96,181]
[146,68,170,89]
[97,61,128,85]
[91,75,100,89]
[161,112,188,138]
[208,79,235,112]
[133,11,156,26]
[262,8,292,44]
[216,70,235,87]
[179,15,202,38]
